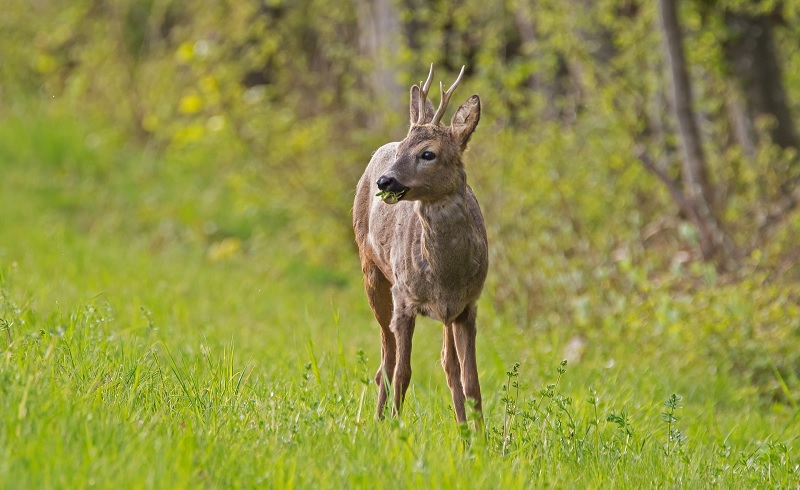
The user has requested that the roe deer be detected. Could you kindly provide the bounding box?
[353,65,487,427]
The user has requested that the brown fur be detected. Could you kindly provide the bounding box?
[352,67,487,428]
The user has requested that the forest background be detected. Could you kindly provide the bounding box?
[1,0,799,487]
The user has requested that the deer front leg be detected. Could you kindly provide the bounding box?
[362,263,395,420]
[442,323,466,423]
[390,311,416,416]
[375,322,396,420]
[452,304,483,432]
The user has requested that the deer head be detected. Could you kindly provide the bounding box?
[376,65,481,204]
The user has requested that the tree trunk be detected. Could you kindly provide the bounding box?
[722,10,798,153]
[355,0,401,125]
[657,0,736,267]
[511,1,563,119]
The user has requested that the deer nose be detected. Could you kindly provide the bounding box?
[376,176,400,192]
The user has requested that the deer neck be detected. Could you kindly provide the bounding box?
[414,188,481,277]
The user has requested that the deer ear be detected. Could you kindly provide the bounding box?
[409,85,435,125]
[451,95,480,150]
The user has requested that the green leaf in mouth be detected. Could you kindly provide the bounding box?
[375,189,405,204]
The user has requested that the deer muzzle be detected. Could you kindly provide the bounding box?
[375,176,409,204]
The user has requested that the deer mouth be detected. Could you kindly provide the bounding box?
[375,187,409,204]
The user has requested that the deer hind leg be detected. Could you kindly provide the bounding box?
[452,304,483,431]
[442,323,467,423]
[442,324,467,423]
[363,263,395,420]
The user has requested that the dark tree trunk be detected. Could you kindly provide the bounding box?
[722,10,799,153]
[657,0,736,267]
[719,8,800,246]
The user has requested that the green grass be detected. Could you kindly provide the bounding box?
[0,110,798,488]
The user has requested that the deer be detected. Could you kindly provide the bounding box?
[352,64,488,429]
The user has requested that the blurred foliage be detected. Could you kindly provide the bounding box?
[1,0,800,404]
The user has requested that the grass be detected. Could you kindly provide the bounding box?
[0,108,798,488]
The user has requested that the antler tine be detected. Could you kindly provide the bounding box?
[417,64,435,124]
[431,65,465,125]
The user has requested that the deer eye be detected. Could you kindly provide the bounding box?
[420,151,436,161]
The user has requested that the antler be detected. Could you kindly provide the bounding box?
[431,65,465,125]
[417,64,435,124]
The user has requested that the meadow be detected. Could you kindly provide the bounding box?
[3,0,800,487]
[1,103,798,489]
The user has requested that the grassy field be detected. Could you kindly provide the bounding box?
[1,108,798,489]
